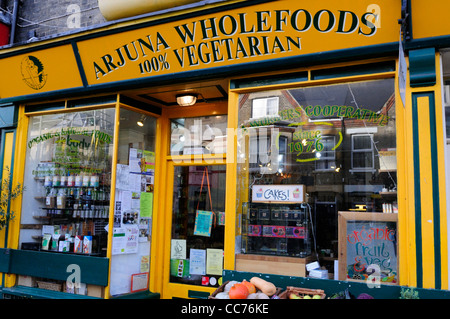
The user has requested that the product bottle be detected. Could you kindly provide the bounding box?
[75,173,82,187]
[46,187,56,209]
[67,173,74,187]
[83,173,90,187]
[67,188,74,209]
[56,188,67,210]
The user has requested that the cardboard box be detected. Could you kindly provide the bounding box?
[17,275,36,287]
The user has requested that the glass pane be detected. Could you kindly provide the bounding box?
[170,165,226,287]
[109,109,157,296]
[353,135,372,150]
[170,115,227,156]
[353,151,373,168]
[237,78,398,283]
[19,108,115,254]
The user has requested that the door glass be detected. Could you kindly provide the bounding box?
[109,109,157,296]
[170,165,226,287]
[170,115,228,156]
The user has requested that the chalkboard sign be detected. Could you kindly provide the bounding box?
[338,212,398,285]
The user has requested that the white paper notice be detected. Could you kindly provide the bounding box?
[189,249,206,275]
[170,239,186,260]
[125,225,139,254]
[116,164,130,190]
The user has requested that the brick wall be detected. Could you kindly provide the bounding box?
[2,0,105,44]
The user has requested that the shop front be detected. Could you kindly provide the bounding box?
[0,0,449,299]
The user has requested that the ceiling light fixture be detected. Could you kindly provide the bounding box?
[137,115,146,127]
[176,93,198,106]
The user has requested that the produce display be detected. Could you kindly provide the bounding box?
[211,277,278,299]
[210,278,375,300]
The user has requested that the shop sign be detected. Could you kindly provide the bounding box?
[76,0,400,85]
[252,184,305,203]
[0,45,83,100]
[0,0,400,101]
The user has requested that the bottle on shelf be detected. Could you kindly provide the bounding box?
[67,188,74,209]
[46,187,56,209]
[67,173,75,187]
[75,173,82,187]
[56,188,67,210]
[83,173,90,187]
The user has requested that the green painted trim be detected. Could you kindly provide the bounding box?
[1,286,101,299]
[427,92,442,289]
[231,72,308,89]
[0,249,10,273]
[71,41,88,88]
[111,290,160,299]
[411,92,443,289]
[405,35,450,51]
[411,92,423,288]
[188,290,211,299]
[311,61,396,80]
[223,270,450,299]
[409,48,436,88]
[7,249,109,286]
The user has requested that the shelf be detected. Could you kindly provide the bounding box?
[379,192,397,196]
[236,254,313,277]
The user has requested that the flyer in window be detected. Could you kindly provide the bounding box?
[170,239,186,260]
[206,248,223,276]
[125,225,139,254]
[189,249,206,275]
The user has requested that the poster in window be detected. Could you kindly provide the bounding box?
[193,210,214,237]
[338,212,398,285]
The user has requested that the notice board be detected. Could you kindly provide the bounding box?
[338,212,398,285]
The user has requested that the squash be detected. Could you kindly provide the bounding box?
[249,277,277,296]
[255,292,270,299]
[214,292,230,299]
[229,283,249,299]
[241,280,256,294]
[224,281,239,292]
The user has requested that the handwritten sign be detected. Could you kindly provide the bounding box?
[338,212,398,285]
[251,185,305,203]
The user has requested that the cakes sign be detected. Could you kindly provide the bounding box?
[252,185,305,203]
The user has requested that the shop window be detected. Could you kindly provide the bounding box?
[18,106,157,296]
[236,78,398,284]
[19,108,115,255]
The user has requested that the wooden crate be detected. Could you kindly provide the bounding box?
[36,280,62,292]
[278,286,326,299]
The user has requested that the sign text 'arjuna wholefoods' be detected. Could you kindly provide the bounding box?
[91,6,379,81]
